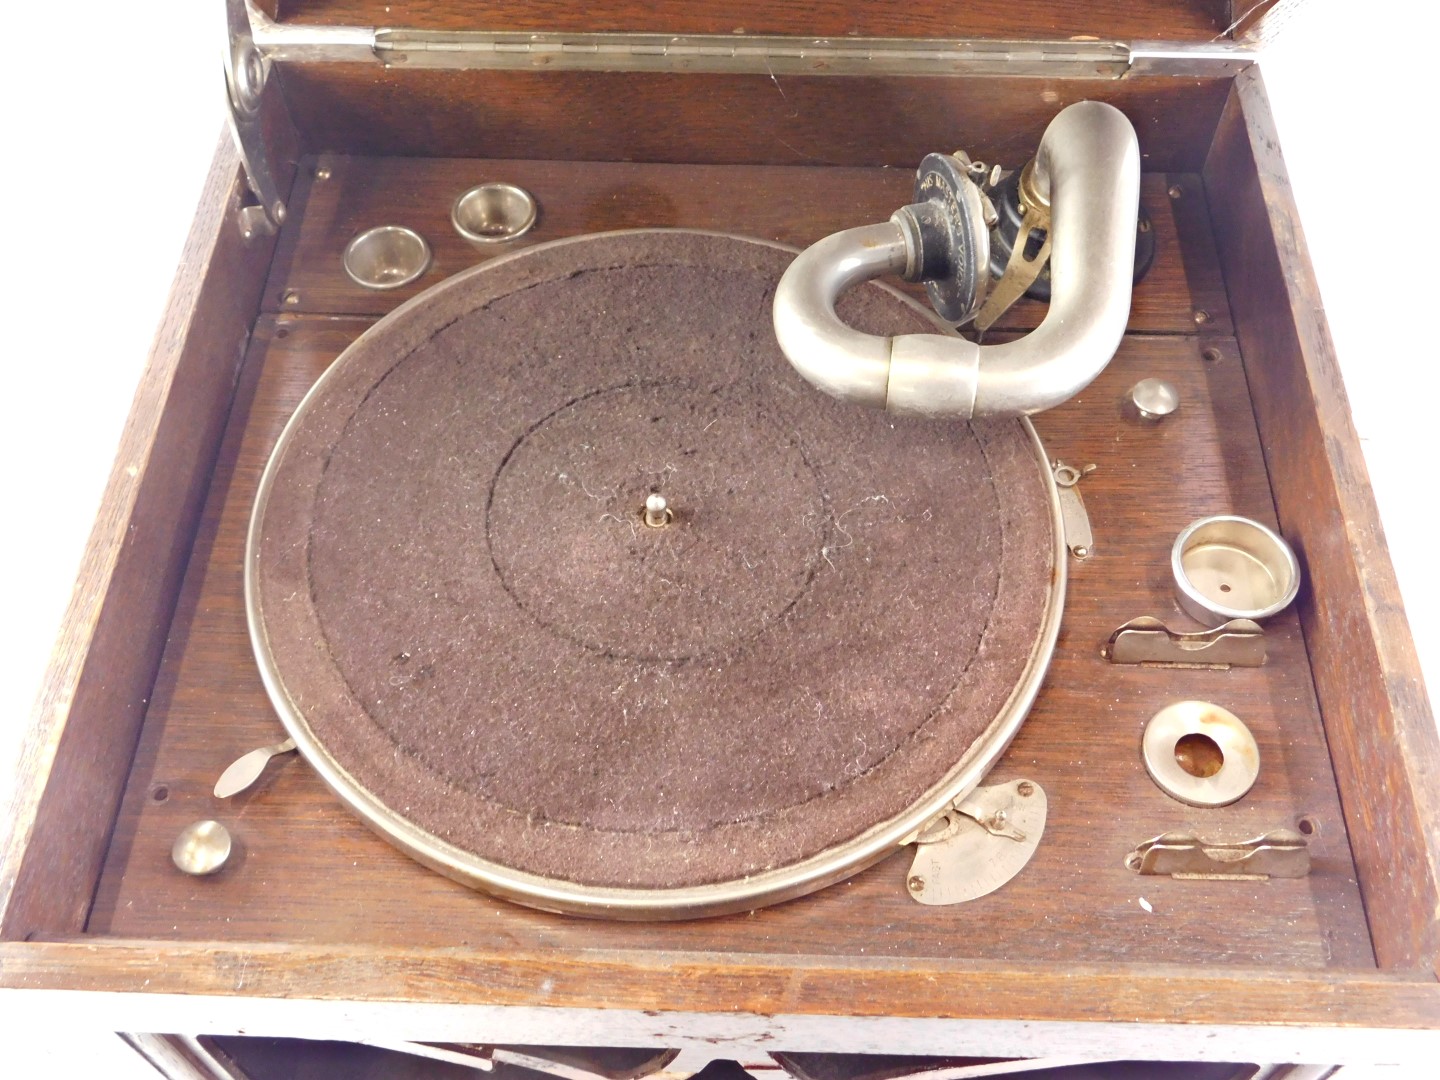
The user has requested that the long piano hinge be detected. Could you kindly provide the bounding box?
[245,6,1254,80]
[372,32,1132,78]
[231,3,1253,218]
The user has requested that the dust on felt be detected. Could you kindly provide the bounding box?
[807,492,925,572]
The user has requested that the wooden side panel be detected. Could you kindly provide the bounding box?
[1201,68,1440,974]
[0,139,281,940]
[268,1,1228,42]
[5,940,1440,1034]
[275,67,1232,172]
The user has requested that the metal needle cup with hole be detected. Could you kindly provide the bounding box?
[1172,515,1300,626]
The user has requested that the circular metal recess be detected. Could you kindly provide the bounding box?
[343,226,432,290]
[1172,515,1300,626]
[451,182,538,243]
[248,230,1064,919]
[1143,700,1259,808]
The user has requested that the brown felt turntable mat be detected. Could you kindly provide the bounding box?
[251,230,1057,892]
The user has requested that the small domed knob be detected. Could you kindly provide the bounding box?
[1128,378,1179,420]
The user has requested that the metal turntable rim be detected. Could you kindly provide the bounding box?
[245,228,1066,919]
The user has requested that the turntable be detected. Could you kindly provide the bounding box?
[4,0,1439,1073]
[248,225,1063,916]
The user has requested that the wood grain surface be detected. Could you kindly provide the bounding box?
[8,939,1439,1031]
[0,139,282,942]
[1202,70,1440,975]
[274,68,1232,173]
[263,1,1229,43]
[263,157,1226,339]
[87,157,1369,971]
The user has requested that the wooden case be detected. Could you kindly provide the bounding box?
[3,0,1437,1071]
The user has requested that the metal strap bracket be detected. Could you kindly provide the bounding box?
[1103,615,1266,668]
[1126,830,1311,879]
[1052,460,1096,560]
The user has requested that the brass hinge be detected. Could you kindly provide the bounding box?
[226,0,300,237]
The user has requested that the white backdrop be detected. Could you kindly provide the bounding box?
[0,1,1431,1073]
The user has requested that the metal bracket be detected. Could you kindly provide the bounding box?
[1126,830,1311,879]
[1102,615,1266,668]
[974,160,1051,331]
[226,0,289,236]
[903,779,1046,905]
[1052,460,1096,560]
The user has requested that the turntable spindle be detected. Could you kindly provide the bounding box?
[643,493,673,528]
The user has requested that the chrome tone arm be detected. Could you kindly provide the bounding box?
[972,102,1141,415]
[772,101,1141,418]
[771,222,910,410]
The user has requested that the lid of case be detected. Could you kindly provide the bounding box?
[255,0,1303,48]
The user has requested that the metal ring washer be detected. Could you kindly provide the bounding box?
[1053,464,1082,487]
[1142,700,1259,808]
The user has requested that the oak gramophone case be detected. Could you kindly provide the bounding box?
[3,1,1437,1076]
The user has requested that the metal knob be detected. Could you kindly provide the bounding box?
[172,820,233,876]
[1128,378,1179,420]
